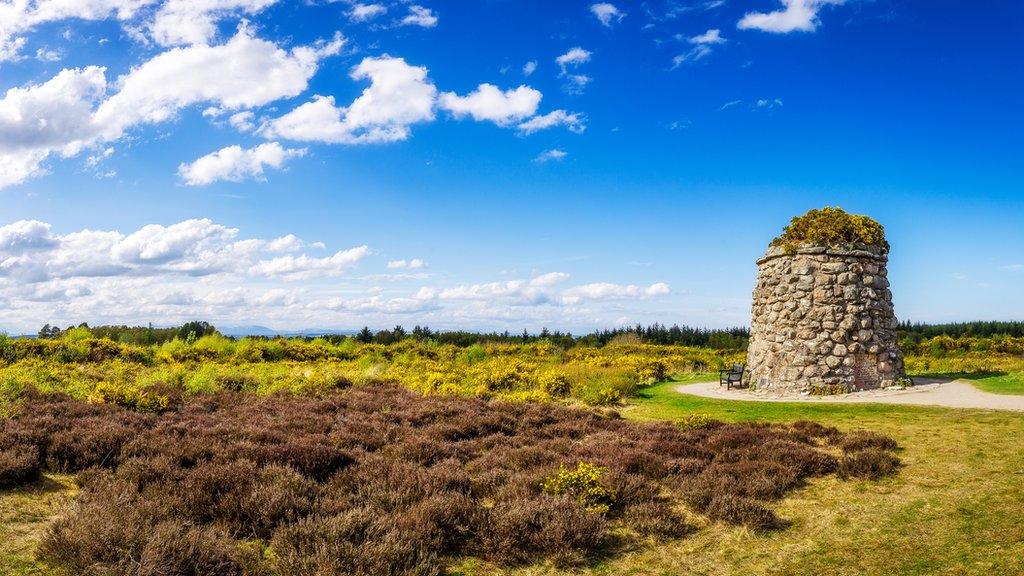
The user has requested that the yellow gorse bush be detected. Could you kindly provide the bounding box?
[771,206,889,251]
[2,331,1021,414]
[541,462,617,514]
[87,382,170,413]
[0,336,746,409]
[0,334,744,410]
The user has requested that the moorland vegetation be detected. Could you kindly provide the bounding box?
[1,322,1022,413]
[1,385,899,575]
[0,327,746,410]
[1,320,1022,574]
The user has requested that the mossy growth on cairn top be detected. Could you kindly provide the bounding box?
[770,207,889,253]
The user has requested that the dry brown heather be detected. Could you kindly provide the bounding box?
[0,386,898,575]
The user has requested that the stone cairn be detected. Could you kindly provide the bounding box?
[746,213,906,394]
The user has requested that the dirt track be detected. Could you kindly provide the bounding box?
[675,378,1024,411]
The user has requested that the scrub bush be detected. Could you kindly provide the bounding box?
[0,444,41,487]
[0,386,899,574]
[771,206,888,251]
[541,462,617,513]
[837,448,902,480]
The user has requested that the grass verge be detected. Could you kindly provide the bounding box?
[965,372,1024,395]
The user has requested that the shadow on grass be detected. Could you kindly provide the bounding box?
[3,474,68,497]
[911,371,1007,380]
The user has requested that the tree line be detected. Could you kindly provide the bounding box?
[897,320,1024,339]
[27,319,1024,350]
[36,322,217,345]
[255,323,749,349]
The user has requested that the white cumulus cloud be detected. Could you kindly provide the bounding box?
[0,0,154,62]
[261,55,436,144]
[178,142,306,186]
[96,27,344,138]
[561,282,670,305]
[439,84,541,126]
[0,66,108,188]
[690,28,725,44]
[148,0,279,47]
[738,0,844,34]
[0,217,369,283]
[249,245,371,280]
[0,26,342,189]
[556,47,592,94]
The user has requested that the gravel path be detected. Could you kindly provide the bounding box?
[675,378,1024,411]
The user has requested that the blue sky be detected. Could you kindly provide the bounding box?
[0,0,1022,334]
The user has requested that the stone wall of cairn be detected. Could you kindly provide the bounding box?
[746,243,905,394]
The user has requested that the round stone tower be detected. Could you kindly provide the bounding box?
[747,208,905,394]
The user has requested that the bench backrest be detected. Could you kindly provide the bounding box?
[731,363,744,374]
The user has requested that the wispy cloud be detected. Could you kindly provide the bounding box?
[756,98,784,109]
[401,5,438,28]
[590,3,625,27]
[555,47,593,94]
[672,29,726,68]
[534,149,568,163]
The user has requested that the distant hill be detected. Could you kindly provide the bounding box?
[218,325,359,338]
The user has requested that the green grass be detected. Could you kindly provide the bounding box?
[630,375,940,422]
[966,372,1024,395]
[908,370,1024,395]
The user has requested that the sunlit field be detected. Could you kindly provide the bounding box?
[2,329,1023,574]
[0,332,746,410]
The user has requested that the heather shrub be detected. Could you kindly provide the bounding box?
[45,420,143,471]
[41,477,251,576]
[622,500,692,538]
[790,419,842,442]
[835,430,900,453]
[2,386,900,574]
[136,521,251,576]
[269,510,442,576]
[483,495,607,566]
[703,494,779,530]
[837,448,901,480]
[0,443,41,487]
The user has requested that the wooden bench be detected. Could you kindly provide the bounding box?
[719,364,746,390]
